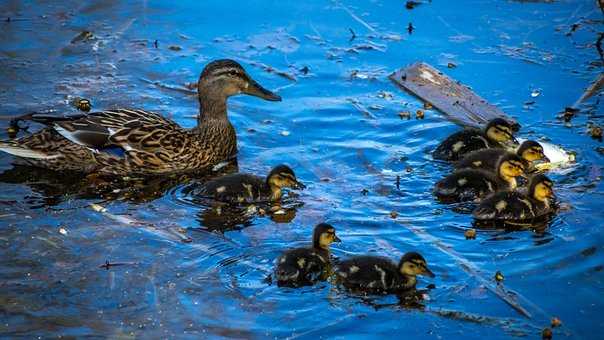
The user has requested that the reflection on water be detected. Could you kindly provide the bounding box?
[1,0,603,339]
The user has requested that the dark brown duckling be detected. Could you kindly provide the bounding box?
[274,223,341,287]
[433,118,518,161]
[473,173,556,222]
[455,140,549,172]
[434,153,526,203]
[335,252,434,294]
[196,164,304,203]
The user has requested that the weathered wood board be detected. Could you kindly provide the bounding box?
[389,62,520,130]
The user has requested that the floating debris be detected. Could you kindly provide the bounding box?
[168,45,182,51]
[280,130,291,137]
[464,228,476,240]
[447,62,457,68]
[408,23,414,34]
[361,188,369,195]
[377,91,394,100]
[589,125,603,140]
[71,31,94,44]
[390,211,398,219]
[398,111,411,120]
[561,107,579,122]
[494,271,505,282]
[72,98,91,112]
[58,227,68,235]
[542,327,553,340]
[416,109,425,119]
[405,1,422,9]
[551,317,562,328]
[423,102,433,110]
[531,89,542,98]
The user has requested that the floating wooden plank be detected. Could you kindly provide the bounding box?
[572,72,604,108]
[389,62,520,130]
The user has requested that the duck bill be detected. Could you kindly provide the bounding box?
[542,154,551,163]
[422,267,435,278]
[333,235,342,243]
[293,181,306,190]
[244,79,282,101]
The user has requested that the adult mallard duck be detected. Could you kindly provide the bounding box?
[432,118,518,161]
[335,252,434,294]
[0,59,281,176]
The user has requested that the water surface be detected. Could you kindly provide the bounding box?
[1,0,603,338]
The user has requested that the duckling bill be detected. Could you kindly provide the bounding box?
[433,118,518,161]
[473,174,556,223]
[196,164,304,203]
[434,153,526,203]
[274,223,341,287]
[335,252,434,294]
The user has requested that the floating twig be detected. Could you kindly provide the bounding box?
[336,0,376,33]
[348,28,356,41]
[139,77,197,95]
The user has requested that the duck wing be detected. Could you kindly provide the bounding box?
[43,109,181,151]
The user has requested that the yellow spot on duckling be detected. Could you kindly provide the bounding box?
[472,161,482,167]
[349,265,360,274]
[452,141,465,152]
[495,200,507,212]
[457,178,467,186]
[216,186,226,193]
[297,258,306,268]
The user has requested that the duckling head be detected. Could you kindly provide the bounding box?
[267,164,306,201]
[312,223,341,250]
[529,174,555,203]
[485,118,518,145]
[198,59,281,102]
[399,252,435,278]
[496,153,526,188]
[518,140,550,163]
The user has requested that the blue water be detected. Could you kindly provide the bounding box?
[0,0,603,338]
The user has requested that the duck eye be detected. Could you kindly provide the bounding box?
[229,70,238,76]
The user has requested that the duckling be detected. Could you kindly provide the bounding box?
[335,252,434,294]
[434,153,526,203]
[455,140,549,172]
[433,118,518,161]
[0,59,281,175]
[274,223,341,287]
[196,164,305,203]
[473,174,555,222]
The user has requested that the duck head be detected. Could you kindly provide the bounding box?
[399,252,435,278]
[198,59,282,103]
[312,223,341,250]
[266,164,305,201]
[518,140,550,163]
[485,118,518,146]
[529,174,555,203]
[496,153,526,188]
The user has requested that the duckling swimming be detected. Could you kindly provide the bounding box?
[335,252,434,294]
[274,223,341,287]
[473,174,555,222]
[455,140,549,172]
[434,153,526,203]
[433,118,518,161]
[196,164,304,203]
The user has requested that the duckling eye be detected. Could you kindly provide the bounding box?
[228,70,238,77]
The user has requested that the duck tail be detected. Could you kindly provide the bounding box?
[0,141,59,159]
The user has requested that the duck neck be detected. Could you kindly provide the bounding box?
[501,175,517,189]
[197,92,228,126]
[268,183,283,202]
